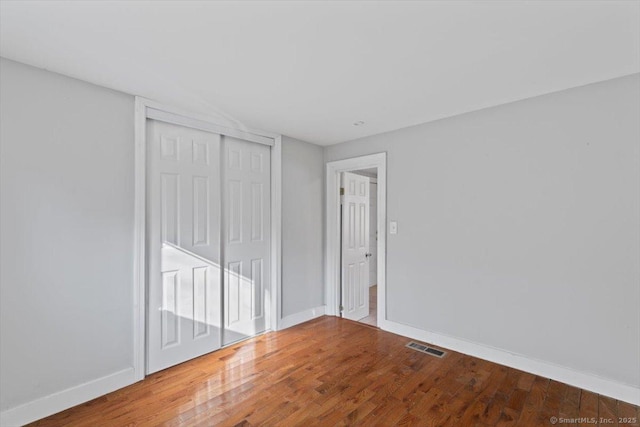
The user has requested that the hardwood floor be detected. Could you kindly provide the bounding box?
[31,316,638,426]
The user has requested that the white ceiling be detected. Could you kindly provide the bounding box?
[1,1,638,146]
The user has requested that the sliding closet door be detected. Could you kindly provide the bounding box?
[147,120,222,374]
[222,136,271,345]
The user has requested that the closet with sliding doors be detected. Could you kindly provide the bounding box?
[145,116,271,374]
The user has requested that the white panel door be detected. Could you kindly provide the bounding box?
[147,120,222,374]
[341,172,370,321]
[222,136,271,345]
[369,181,378,287]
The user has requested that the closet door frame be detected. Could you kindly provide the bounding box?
[133,97,282,381]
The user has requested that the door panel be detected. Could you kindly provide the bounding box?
[222,136,271,345]
[147,120,222,374]
[369,182,378,286]
[341,172,370,321]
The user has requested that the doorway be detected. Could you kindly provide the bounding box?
[326,153,387,328]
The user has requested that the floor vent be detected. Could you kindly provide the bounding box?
[406,341,446,358]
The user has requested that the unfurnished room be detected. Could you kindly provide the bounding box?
[0,1,639,426]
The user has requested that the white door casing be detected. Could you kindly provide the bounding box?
[222,136,271,345]
[341,172,370,321]
[325,153,386,331]
[146,120,222,374]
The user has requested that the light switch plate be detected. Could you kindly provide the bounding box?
[390,221,398,234]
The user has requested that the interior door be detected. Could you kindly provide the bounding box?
[369,181,378,287]
[147,120,222,374]
[222,136,271,345]
[341,172,370,321]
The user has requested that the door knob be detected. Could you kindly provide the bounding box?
[365,253,372,258]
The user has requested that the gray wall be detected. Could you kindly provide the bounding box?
[326,74,640,387]
[281,136,324,317]
[0,58,135,411]
[0,58,327,413]
[3,54,637,413]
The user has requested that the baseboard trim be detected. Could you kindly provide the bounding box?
[0,367,137,426]
[280,305,326,330]
[379,319,640,406]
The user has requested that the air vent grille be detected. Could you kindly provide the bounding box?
[406,341,446,358]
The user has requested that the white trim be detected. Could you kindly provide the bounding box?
[325,153,387,325]
[279,305,326,330]
[0,368,136,427]
[270,135,283,331]
[381,319,640,406]
[140,97,279,140]
[146,107,273,146]
[134,97,283,378]
[133,97,146,382]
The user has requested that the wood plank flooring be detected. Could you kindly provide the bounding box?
[31,316,639,426]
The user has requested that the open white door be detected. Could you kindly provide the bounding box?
[369,181,378,287]
[341,172,370,321]
[147,120,222,374]
[222,136,271,345]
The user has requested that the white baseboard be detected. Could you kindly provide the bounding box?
[379,319,640,406]
[0,367,137,427]
[279,305,326,330]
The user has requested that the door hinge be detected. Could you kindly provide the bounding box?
[340,187,344,196]
[339,304,344,312]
